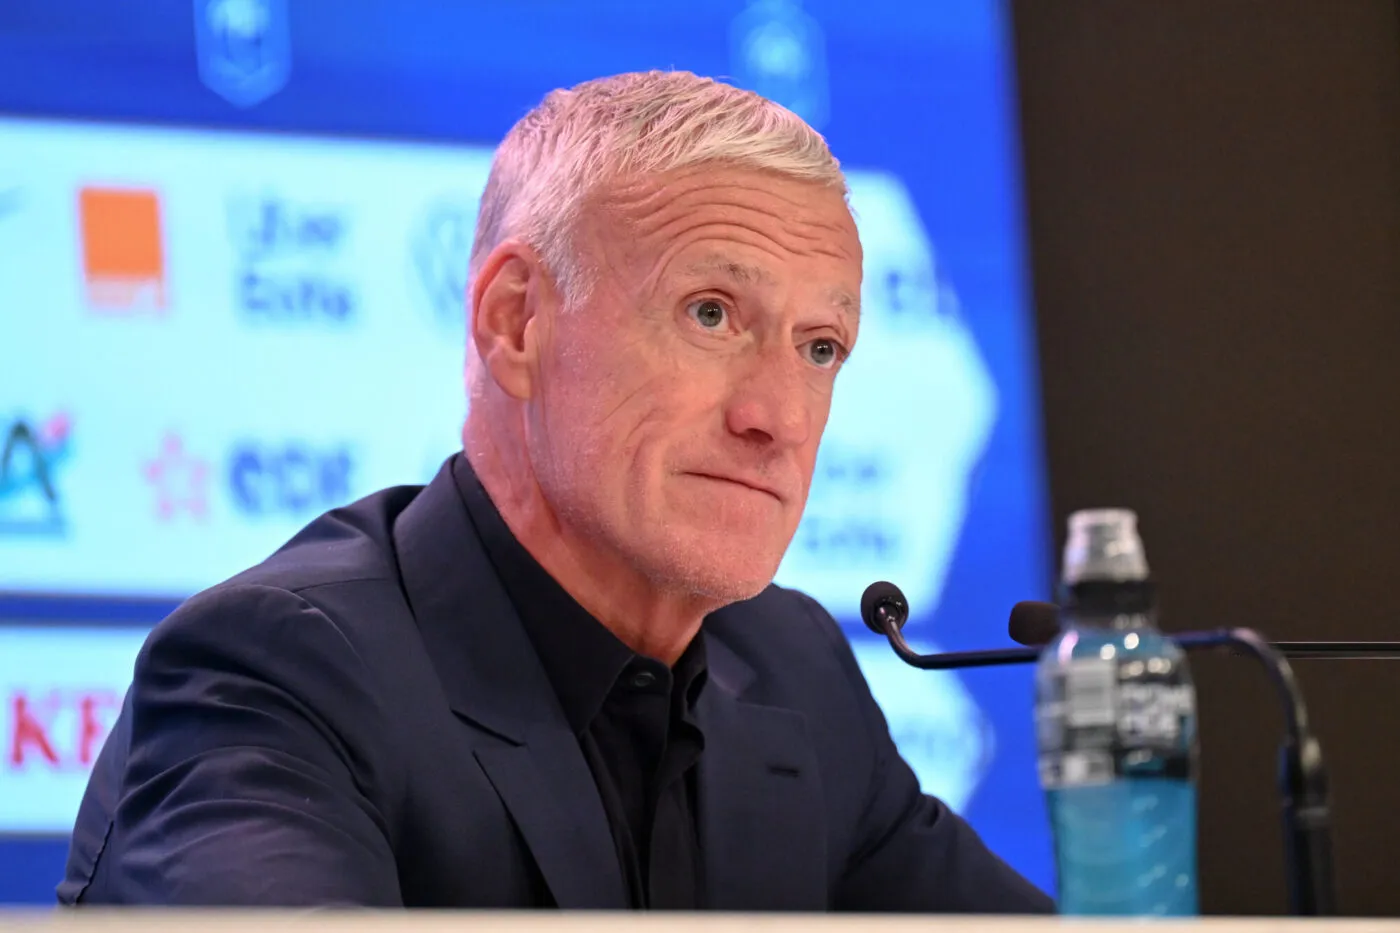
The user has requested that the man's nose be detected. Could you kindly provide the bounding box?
[723,351,813,449]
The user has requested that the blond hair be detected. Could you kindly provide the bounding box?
[469,70,845,296]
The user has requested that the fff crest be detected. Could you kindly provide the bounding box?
[194,0,291,108]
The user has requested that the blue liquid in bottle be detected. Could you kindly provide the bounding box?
[1036,510,1199,916]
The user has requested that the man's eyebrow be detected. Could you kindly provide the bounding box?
[828,287,860,320]
[680,253,859,320]
[680,254,777,286]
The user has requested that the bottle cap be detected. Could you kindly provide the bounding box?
[1063,508,1149,584]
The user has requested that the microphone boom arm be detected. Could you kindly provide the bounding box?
[886,640,1039,670]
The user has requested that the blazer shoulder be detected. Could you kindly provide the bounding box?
[145,483,429,676]
[138,582,371,675]
[219,483,422,595]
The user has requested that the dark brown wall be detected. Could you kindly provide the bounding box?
[1012,0,1400,916]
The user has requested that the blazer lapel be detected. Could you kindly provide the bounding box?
[474,733,626,909]
[392,457,628,909]
[697,630,828,910]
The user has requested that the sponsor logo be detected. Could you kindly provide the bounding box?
[142,436,356,522]
[143,433,212,521]
[228,441,354,517]
[9,689,120,772]
[730,0,830,129]
[409,199,477,335]
[0,627,146,833]
[194,0,291,108]
[0,413,72,536]
[79,186,167,313]
[228,194,357,325]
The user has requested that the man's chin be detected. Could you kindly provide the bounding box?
[654,555,781,607]
[629,523,791,606]
[688,572,774,606]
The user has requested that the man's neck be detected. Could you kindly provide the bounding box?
[463,424,715,666]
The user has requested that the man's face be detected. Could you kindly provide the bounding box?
[526,165,863,602]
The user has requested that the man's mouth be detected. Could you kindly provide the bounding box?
[686,472,785,503]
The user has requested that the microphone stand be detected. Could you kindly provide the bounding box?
[865,592,1338,916]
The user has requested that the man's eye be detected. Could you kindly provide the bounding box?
[685,299,730,330]
[803,338,847,370]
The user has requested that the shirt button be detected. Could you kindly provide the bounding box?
[630,670,658,690]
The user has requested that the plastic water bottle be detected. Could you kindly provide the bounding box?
[1035,509,1199,915]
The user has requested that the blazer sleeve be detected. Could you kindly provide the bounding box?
[68,583,403,906]
[799,594,1057,914]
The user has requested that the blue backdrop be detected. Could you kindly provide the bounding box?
[0,0,1053,903]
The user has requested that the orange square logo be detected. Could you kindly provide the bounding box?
[79,187,167,313]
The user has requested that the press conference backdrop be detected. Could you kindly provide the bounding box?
[0,0,1052,904]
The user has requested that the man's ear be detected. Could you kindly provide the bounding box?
[469,240,556,401]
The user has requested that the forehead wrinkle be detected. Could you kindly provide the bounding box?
[607,169,842,216]
[589,176,862,305]
[629,213,856,276]
[624,193,851,248]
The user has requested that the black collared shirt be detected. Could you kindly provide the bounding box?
[454,456,706,909]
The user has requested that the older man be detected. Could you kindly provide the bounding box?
[61,71,1053,912]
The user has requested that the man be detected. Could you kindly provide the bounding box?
[61,71,1053,911]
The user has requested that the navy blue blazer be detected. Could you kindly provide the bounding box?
[60,458,1054,911]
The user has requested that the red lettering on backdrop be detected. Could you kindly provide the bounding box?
[9,693,59,766]
[78,692,119,765]
[7,690,119,769]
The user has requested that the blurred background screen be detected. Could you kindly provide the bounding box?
[0,0,1052,904]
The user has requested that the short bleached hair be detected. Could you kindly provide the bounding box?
[468,69,847,297]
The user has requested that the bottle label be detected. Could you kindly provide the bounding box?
[1037,652,1196,789]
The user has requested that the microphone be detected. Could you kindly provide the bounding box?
[860,580,908,633]
[1009,600,1060,648]
[862,581,1338,916]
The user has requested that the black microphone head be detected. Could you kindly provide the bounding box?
[1009,601,1061,647]
[860,581,909,635]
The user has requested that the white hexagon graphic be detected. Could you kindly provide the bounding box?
[850,636,995,811]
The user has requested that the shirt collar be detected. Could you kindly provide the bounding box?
[452,454,707,733]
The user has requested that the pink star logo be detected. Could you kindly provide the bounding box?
[143,433,211,521]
